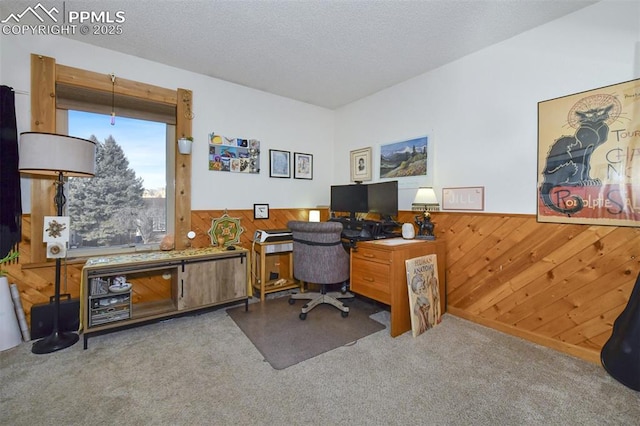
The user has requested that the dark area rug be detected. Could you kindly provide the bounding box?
[226,296,386,370]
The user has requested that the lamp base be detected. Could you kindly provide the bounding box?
[31,330,79,354]
[415,235,436,240]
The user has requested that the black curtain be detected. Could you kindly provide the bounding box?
[0,85,22,259]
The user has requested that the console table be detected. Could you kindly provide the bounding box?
[350,238,446,337]
[81,247,249,348]
[251,240,302,301]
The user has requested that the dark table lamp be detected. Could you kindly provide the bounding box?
[19,132,96,354]
[412,187,440,240]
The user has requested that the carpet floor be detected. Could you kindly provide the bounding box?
[2,299,639,425]
[227,296,385,369]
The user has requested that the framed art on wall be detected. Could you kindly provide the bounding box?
[350,147,372,182]
[253,204,269,219]
[208,133,260,173]
[537,78,640,227]
[269,149,290,178]
[207,211,245,247]
[293,152,313,180]
[378,135,432,188]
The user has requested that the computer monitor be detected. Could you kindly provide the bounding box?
[330,184,368,220]
[367,180,398,220]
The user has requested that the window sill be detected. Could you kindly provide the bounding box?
[69,243,160,259]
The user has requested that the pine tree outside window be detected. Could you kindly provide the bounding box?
[63,110,173,255]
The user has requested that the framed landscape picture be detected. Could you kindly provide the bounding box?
[379,135,432,188]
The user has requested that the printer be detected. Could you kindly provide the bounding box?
[253,228,293,243]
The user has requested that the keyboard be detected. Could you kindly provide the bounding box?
[342,229,361,238]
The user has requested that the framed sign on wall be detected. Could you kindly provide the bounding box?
[442,187,484,211]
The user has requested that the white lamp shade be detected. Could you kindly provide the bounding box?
[18,132,96,177]
[412,187,440,211]
[309,210,321,222]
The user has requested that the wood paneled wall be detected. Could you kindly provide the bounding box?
[7,209,637,364]
[423,212,639,363]
[188,208,322,248]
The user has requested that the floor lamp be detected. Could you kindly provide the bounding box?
[19,132,96,354]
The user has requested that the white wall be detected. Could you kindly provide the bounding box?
[4,0,639,215]
[334,0,640,213]
[1,34,335,212]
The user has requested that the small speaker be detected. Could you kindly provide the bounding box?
[402,223,415,239]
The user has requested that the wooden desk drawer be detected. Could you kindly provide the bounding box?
[351,258,391,304]
[352,246,391,264]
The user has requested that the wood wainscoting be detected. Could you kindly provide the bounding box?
[7,209,318,328]
[405,211,640,364]
[8,210,638,364]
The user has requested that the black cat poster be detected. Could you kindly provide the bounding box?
[537,78,640,227]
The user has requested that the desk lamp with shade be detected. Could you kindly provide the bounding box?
[308,210,321,222]
[411,187,440,240]
[19,132,96,354]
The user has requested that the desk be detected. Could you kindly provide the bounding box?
[251,240,301,301]
[350,238,446,337]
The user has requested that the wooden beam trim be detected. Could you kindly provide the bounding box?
[55,64,177,105]
[174,88,192,250]
[30,54,57,263]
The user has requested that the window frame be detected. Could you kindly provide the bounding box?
[29,54,192,263]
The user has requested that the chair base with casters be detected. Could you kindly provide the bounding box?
[289,283,354,320]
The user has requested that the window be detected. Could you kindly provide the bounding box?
[28,55,191,263]
[65,111,174,255]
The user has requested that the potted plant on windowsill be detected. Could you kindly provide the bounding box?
[177,136,193,155]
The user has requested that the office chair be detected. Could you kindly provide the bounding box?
[287,221,353,320]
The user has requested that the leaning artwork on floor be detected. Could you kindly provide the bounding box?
[406,254,441,337]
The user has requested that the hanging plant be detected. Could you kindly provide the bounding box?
[178,136,193,154]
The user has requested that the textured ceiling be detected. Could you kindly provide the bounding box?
[3,0,598,109]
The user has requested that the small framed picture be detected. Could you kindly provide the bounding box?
[350,147,372,182]
[293,152,313,180]
[253,203,270,219]
[269,149,290,178]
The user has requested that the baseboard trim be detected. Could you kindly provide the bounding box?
[447,307,601,365]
